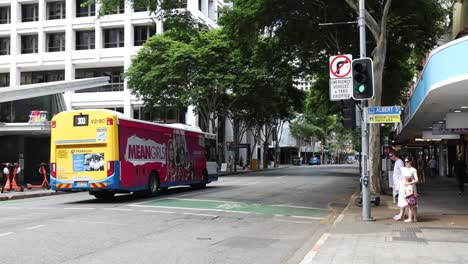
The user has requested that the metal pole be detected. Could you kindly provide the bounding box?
[359,0,372,221]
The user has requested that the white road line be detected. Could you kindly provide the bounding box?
[130,204,259,215]
[54,220,125,226]
[63,207,95,210]
[142,210,176,214]
[0,232,14,237]
[291,216,325,220]
[28,207,55,210]
[25,225,44,230]
[272,204,329,211]
[0,207,21,209]
[275,176,286,179]
[183,212,218,218]
[104,208,133,212]
[299,233,330,264]
[171,198,245,204]
[274,219,314,224]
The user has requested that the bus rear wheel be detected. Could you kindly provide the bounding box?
[192,171,208,189]
[148,172,159,197]
[92,191,115,200]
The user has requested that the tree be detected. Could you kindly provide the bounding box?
[125,28,238,135]
[222,0,447,193]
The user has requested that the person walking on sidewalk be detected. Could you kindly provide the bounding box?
[453,153,466,195]
[417,155,425,184]
[428,157,437,178]
[395,157,419,221]
[404,176,418,222]
[389,151,404,204]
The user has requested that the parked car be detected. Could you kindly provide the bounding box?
[308,157,321,165]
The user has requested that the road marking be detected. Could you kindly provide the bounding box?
[142,210,176,214]
[275,176,286,179]
[291,216,325,220]
[0,232,14,237]
[130,204,259,215]
[183,212,218,218]
[274,219,314,224]
[25,225,44,230]
[272,204,329,211]
[104,208,133,212]
[54,219,125,226]
[299,233,330,264]
[28,207,55,210]
[63,207,95,210]
[0,206,21,209]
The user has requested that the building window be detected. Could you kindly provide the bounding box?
[109,0,125,14]
[22,4,39,22]
[0,6,10,24]
[75,67,124,92]
[76,30,95,50]
[46,32,65,52]
[76,0,95,17]
[133,4,149,12]
[21,34,38,54]
[198,0,202,11]
[0,37,9,55]
[134,25,156,46]
[47,1,66,20]
[103,28,124,48]
[20,70,65,85]
[0,73,9,87]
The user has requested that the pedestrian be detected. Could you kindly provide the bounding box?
[394,157,419,221]
[389,151,404,205]
[417,155,425,184]
[404,176,418,222]
[453,153,466,195]
[428,156,437,178]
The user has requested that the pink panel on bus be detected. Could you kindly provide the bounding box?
[118,119,207,188]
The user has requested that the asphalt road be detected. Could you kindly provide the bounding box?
[0,165,359,264]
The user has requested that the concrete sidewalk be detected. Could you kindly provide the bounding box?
[218,165,290,176]
[303,177,468,264]
[0,188,63,201]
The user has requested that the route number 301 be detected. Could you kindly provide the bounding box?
[73,115,89,126]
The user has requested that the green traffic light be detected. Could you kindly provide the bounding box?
[357,84,366,93]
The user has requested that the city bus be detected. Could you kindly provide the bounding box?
[50,109,218,199]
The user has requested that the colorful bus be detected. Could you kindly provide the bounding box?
[50,109,218,199]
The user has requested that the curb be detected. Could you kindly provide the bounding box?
[0,191,67,201]
[218,166,290,176]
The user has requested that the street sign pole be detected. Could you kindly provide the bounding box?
[359,0,372,221]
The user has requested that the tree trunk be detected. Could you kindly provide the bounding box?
[233,118,239,172]
[263,142,269,169]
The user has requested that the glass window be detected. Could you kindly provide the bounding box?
[134,25,156,46]
[21,35,38,54]
[109,0,125,14]
[76,0,95,17]
[20,70,65,85]
[0,6,10,24]
[22,4,38,22]
[198,0,202,11]
[76,30,95,50]
[75,67,124,92]
[47,33,65,52]
[47,1,66,20]
[0,73,9,87]
[103,28,124,48]
[0,37,9,55]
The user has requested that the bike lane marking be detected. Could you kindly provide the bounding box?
[130,198,330,219]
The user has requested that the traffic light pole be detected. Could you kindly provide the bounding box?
[359,0,372,221]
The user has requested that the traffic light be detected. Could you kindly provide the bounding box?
[341,99,357,129]
[352,58,374,100]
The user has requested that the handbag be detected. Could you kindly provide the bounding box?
[406,194,417,206]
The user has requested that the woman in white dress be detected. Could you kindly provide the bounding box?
[394,157,418,221]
